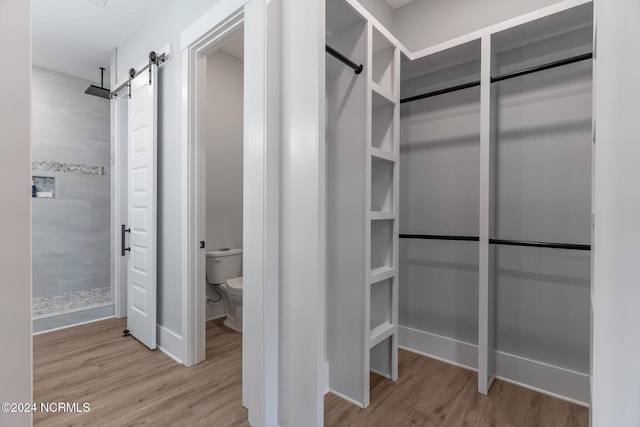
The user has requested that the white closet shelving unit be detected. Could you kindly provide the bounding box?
[398,0,593,405]
[368,25,400,385]
[326,0,401,408]
[328,0,593,411]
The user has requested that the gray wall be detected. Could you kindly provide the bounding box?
[0,0,32,425]
[205,50,244,320]
[399,57,481,346]
[393,0,566,52]
[592,0,640,424]
[493,26,592,373]
[31,67,111,300]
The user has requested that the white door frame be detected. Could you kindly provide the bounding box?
[180,1,278,426]
[111,84,128,319]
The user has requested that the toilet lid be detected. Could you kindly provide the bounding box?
[227,277,243,291]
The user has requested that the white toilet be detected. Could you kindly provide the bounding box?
[206,248,243,332]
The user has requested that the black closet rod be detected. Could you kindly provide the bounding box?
[398,235,590,250]
[491,52,593,83]
[400,80,480,104]
[399,52,592,104]
[326,45,363,75]
[490,239,591,251]
[399,234,480,242]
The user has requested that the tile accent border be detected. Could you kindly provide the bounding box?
[32,160,110,176]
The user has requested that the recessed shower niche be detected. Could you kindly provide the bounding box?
[32,175,55,198]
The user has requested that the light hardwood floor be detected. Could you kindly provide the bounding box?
[35,318,588,426]
[325,350,589,427]
[34,317,249,427]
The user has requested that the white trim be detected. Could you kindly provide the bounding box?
[181,1,245,368]
[341,0,411,58]
[398,325,590,406]
[398,326,478,371]
[409,0,592,60]
[157,325,185,364]
[206,314,226,322]
[495,375,588,408]
[180,1,275,426]
[111,84,127,318]
[33,315,115,336]
[323,360,330,394]
[180,1,249,50]
[494,350,591,407]
[328,389,366,409]
[370,368,392,379]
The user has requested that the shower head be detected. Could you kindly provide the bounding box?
[85,67,110,99]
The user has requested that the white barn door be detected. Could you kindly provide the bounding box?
[126,66,158,350]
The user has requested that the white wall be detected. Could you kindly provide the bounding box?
[278,0,325,424]
[592,0,640,424]
[393,0,566,51]
[0,0,32,426]
[115,0,223,336]
[205,49,244,320]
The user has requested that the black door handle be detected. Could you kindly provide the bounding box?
[121,224,131,256]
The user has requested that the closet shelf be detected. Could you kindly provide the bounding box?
[370,211,396,221]
[370,147,397,162]
[369,321,395,348]
[371,82,396,107]
[369,266,395,284]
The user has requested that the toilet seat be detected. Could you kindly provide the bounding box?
[227,277,243,290]
[222,277,243,296]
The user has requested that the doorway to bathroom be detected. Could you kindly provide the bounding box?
[202,28,245,333]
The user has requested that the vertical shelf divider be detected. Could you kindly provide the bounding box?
[478,34,497,395]
[363,21,374,409]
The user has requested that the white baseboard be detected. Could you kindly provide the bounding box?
[157,325,185,365]
[494,350,590,407]
[327,389,365,408]
[398,325,590,406]
[370,368,392,379]
[398,325,478,371]
[206,314,226,322]
[33,304,115,334]
[323,360,330,395]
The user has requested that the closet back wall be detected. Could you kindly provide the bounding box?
[31,67,110,309]
[399,52,481,367]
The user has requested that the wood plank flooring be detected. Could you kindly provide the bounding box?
[325,349,589,427]
[35,318,588,426]
[34,318,249,427]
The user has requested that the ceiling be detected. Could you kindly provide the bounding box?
[384,0,415,9]
[32,0,169,86]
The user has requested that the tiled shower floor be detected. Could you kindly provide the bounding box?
[33,287,111,317]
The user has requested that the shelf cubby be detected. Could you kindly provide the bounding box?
[372,92,395,153]
[371,219,394,270]
[371,157,394,212]
[370,335,394,377]
[372,27,395,95]
[370,278,392,331]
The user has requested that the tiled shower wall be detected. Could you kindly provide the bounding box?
[31,67,111,305]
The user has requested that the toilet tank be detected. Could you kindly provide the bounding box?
[206,248,242,284]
